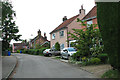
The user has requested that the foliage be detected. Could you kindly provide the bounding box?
[17,50,20,53]
[97,2,120,71]
[22,47,48,56]
[97,53,108,64]
[1,1,21,51]
[102,69,120,78]
[68,19,103,61]
[55,42,60,51]
[89,58,101,65]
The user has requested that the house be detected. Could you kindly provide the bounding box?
[82,6,97,28]
[50,5,86,50]
[29,29,50,49]
[12,43,28,52]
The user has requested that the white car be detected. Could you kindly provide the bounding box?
[61,47,77,59]
[43,49,52,56]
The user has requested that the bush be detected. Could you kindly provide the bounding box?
[55,42,60,51]
[89,58,101,65]
[17,50,20,53]
[97,53,108,64]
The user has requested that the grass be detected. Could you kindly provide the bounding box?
[102,69,120,78]
[53,56,61,60]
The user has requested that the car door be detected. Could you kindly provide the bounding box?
[63,49,68,58]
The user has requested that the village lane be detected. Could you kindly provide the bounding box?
[12,53,96,78]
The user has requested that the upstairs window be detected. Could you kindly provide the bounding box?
[52,33,55,39]
[87,20,93,27]
[59,31,64,37]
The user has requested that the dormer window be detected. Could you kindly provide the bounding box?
[52,33,55,39]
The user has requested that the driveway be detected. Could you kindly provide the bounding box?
[12,53,96,78]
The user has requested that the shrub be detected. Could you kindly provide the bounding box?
[97,53,108,64]
[17,50,20,53]
[55,42,60,51]
[89,58,101,65]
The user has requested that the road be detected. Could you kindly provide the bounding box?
[12,53,96,78]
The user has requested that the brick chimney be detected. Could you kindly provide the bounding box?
[79,5,85,19]
[44,32,47,39]
[38,29,41,36]
[63,16,67,21]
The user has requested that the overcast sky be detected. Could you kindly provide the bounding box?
[10,0,95,44]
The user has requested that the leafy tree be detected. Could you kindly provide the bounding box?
[0,1,21,51]
[68,19,103,59]
[55,42,60,51]
[97,2,120,71]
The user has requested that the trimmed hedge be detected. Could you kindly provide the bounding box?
[97,2,120,70]
[22,47,48,56]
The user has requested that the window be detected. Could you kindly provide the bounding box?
[60,44,64,50]
[87,20,93,27]
[52,33,55,39]
[59,31,64,37]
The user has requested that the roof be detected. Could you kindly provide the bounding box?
[30,35,49,43]
[50,14,79,34]
[82,6,97,20]
[13,43,27,46]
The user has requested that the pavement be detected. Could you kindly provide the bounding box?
[2,55,17,79]
[12,53,96,78]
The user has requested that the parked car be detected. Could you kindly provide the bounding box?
[43,49,61,57]
[43,49,52,57]
[50,49,61,56]
[61,47,77,59]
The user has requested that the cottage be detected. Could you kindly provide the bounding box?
[50,5,86,49]
[12,43,28,52]
[29,29,49,49]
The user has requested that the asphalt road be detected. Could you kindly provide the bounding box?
[12,53,96,78]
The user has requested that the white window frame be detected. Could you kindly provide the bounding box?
[52,33,55,40]
[59,31,64,37]
[87,20,93,27]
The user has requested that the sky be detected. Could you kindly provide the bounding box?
[10,0,95,44]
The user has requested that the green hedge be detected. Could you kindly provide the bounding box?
[97,2,120,70]
[22,47,48,56]
[97,53,108,64]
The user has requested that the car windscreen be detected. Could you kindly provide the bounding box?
[67,48,76,52]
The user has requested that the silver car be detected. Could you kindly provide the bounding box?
[43,49,52,56]
[61,47,77,59]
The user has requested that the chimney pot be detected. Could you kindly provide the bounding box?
[63,16,67,21]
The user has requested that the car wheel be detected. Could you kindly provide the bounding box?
[48,53,52,57]
[61,55,64,59]
[67,55,70,60]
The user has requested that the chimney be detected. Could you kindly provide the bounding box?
[44,32,47,39]
[79,5,85,15]
[63,16,67,21]
[38,29,41,36]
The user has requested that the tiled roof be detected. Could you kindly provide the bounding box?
[82,6,97,20]
[30,35,49,43]
[50,14,79,34]
[13,43,27,46]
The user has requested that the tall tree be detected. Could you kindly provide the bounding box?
[0,0,21,51]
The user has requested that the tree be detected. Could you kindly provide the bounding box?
[55,42,60,51]
[1,1,21,51]
[97,2,120,71]
[68,19,103,60]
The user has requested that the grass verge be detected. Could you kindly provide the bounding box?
[102,69,120,78]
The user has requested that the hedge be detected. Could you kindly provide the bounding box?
[97,2,120,71]
[22,47,48,55]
